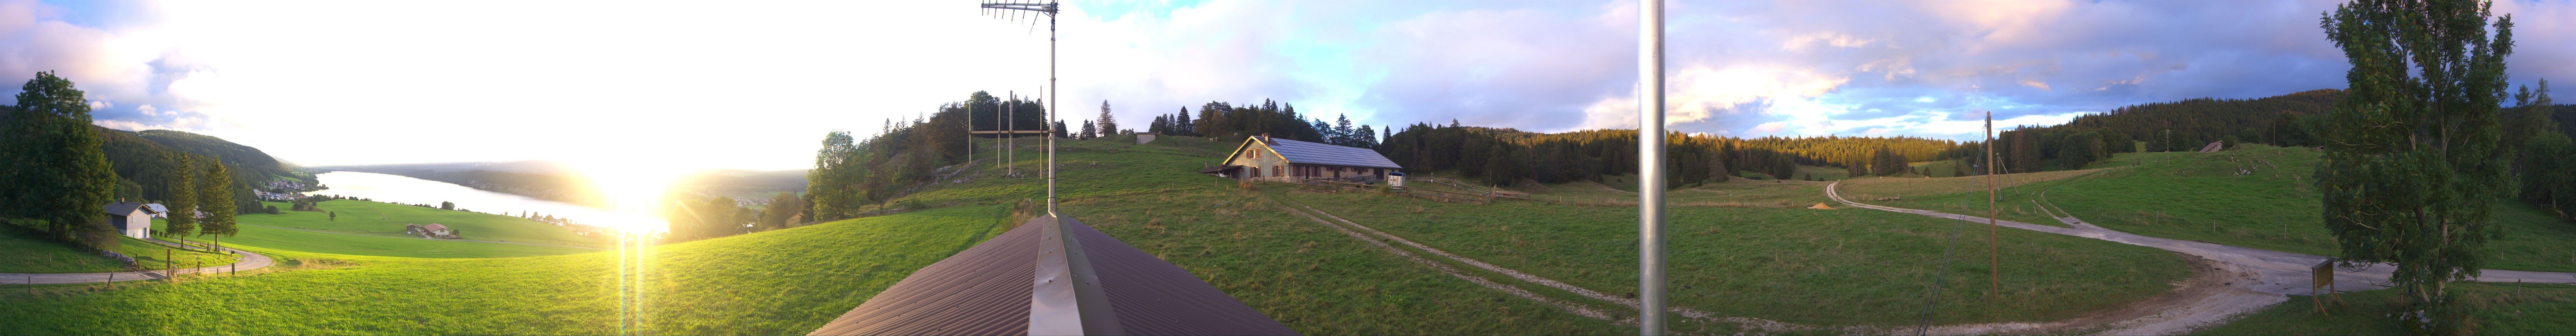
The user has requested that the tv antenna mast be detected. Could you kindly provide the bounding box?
[968,1,1061,215]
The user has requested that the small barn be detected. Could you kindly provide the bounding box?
[1201,135,1402,183]
[104,201,152,239]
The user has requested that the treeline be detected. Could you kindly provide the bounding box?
[2504,81,2576,220]
[0,72,241,249]
[1379,124,1969,186]
[1970,89,2343,173]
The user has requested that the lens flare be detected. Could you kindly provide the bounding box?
[566,160,687,335]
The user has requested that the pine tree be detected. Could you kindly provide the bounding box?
[0,71,119,246]
[1080,119,1097,139]
[2317,0,2515,330]
[196,161,238,241]
[1174,107,1194,136]
[163,155,199,237]
[1096,100,1118,136]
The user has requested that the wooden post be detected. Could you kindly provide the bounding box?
[166,248,174,284]
[1987,111,1999,297]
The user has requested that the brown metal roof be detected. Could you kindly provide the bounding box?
[810,216,1298,336]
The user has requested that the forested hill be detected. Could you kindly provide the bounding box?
[95,127,293,213]
[131,129,304,185]
[1975,89,2346,173]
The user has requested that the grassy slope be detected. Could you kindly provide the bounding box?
[1837,168,2115,227]
[909,135,1625,334]
[1911,159,1968,178]
[0,205,1009,335]
[153,218,595,259]
[1283,189,2191,327]
[2044,145,2576,272]
[1,228,237,274]
[2194,283,2576,335]
[245,200,600,248]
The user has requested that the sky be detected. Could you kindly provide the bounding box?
[8,0,2575,172]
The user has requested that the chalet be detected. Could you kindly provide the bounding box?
[141,203,170,219]
[407,223,458,239]
[104,201,152,239]
[1201,135,1403,183]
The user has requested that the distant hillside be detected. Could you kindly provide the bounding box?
[132,129,306,184]
[94,127,298,213]
[317,166,607,206]
[315,161,806,206]
[673,169,806,200]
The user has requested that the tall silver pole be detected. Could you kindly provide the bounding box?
[1636,0,1667,334]
[1046,5,1057,217]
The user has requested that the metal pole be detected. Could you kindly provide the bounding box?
[1986,112,1998,297]
[1046,4,1058,216]
[1636,0,1667,334]
[1009,91,1016,177]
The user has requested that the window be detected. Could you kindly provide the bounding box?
[1274,165,1283,177]
[1250,167,1261,177]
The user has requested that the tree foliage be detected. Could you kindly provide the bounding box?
[0,71,119,248]
[2316,0,2514,330]
[196,160,239,238]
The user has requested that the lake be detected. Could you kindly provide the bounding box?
[306,171,668,233]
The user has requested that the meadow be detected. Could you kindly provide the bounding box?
[0,205,1011,334]
[241,199,602,248]
[1280,188,2194,328]
[1,227,239,274]
[2018,145,2573,272]
[152,218,597,259]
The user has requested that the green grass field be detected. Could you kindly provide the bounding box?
[1,227,240,274]
[2035,145,2576,272]
[152,218,597,259]
[1836,168,2115,227]
[0,205,1012,334]
[243,200,602,248]
[2193,283,2576,335]
[140,199,604,259]
[1282,188,2193,328]
[1911,159,1969,178]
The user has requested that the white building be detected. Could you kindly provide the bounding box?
[104,201,152,239]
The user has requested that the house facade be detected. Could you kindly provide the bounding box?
[1203,135,1403,183]
[104,201,151,239]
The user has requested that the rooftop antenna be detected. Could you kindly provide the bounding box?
[975,2,1107,335]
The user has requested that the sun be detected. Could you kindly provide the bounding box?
[566,159,689,235]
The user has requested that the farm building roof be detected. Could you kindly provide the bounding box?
[142,203,169,213]
[103,201,147,216]
[808,216,1296,336]
[1242,137,1402,169]
[423,223,449,231]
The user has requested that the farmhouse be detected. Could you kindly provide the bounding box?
[103,201,152,239]
[1202,135,1403,183]
[141,203,170,219]
[407,223,459,239]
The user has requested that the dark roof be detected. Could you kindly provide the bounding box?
[810,216,1298,336]
[103,201,147,216]
[1254,137,1402,169]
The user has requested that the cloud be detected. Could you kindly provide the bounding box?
[16,0,2576,172]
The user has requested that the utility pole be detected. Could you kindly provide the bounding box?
[1009,91,1016,177]
[1636,0,1667,334]
[1986,111,1999,297]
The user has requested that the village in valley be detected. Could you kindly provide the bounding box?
[4,0,2576,335]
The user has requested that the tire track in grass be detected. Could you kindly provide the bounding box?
[1279,199,1809,334]
[1274,204,1621,322]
